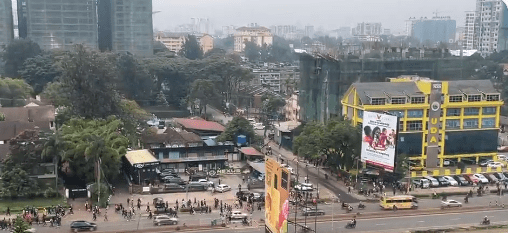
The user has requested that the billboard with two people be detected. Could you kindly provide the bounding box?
[361,111,398,172]
[265,157,290,233]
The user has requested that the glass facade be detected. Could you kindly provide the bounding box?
[407,109,423,118]
[444,130,497,154]
[446,119,460,129]
[463,119,479,129]
[464,107,480,116]
[482,107,496,115]
[397,133,422,156]
[446,108,461,116]
[482,118,495,128]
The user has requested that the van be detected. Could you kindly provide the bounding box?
[424,176,440,187]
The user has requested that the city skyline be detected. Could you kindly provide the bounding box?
[153,0,476,34]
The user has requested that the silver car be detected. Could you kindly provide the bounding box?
[153,215,178,226]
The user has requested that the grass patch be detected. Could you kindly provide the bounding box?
[0,197,68,214]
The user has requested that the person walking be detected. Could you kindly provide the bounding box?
[104,211,108,221]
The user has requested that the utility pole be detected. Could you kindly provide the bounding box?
[97,158,101,205]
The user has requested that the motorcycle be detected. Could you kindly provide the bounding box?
[481,219,490,225]
[346,205,353,213]
[345,222,356,229]
[358,203,365,210]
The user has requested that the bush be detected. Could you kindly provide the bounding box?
[44,188,57,198]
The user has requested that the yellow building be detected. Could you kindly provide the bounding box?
[341,76,503,168]
[234,26,273,52]
[155,32,214,54]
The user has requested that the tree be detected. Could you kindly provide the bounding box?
[244,41,260,62]
[217,116,260,145]
[0,77,33,107]
[50,45,122,119]
[0,112,4,121]
[179,35,203,60]
[2,39,42,77]
[48,117,129,183]
[12,216,30,233]
[19,53,60,94]
[188,79,221,117]
[1,167,39,198]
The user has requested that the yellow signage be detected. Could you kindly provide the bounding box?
[265,157,290,233]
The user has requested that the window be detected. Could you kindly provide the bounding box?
[486,94,500,101]
[446,119,460,129]
[449,95,463,102]
[483,107,496,115]
[463,119,479,129]
[391,97,406,104]
[358,110,363,118]
[371,98,386,105]
[482,118,495,128]
[464,107,479,116]
[407,110,423,118]
[407,121,423,131]
[467,94,481,102]
[399,120,404,131]
[447,108,461,116]
[388,111,404,118]
[411,96,425,104]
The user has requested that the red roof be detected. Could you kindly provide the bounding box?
[240,147,263,156]
[174,118,225,132]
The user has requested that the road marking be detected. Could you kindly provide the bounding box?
[450,218,461,220]
[417,220,425,223]
[376,223,386,225]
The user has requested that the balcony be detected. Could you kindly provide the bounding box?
[160,155,227,163]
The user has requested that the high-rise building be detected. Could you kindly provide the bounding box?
[463,11,479,50]
[0,0,14,48]
[353,22,382,41]
[110,0,153,56]
[411,17,456,44]
[476,0,508,56]
[234,26,273,52]
[22,0,98,50]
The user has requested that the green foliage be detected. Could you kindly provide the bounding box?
[12,216,30,233]
[293,117,361,170]
[179,35,203,60]
[217,116,259,145]
[47,117,129,183]
[0,77,33,107]
[43,187,57,198]
[19,53,60,94]
[2,39,42,77]
[89,182,111,207]
[244,41,261,62]
[261,95,285,120]
[0,112,4,121]
[49,45,122,119]
[214,36,234,51]
[395,153,409,176]
[117,53,155,101]
[1,167,39,198]
[188,79,221,116]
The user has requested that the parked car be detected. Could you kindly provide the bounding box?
[197,179,214,186]
[441,200,462,208]
[252,192,265,202]
[70,221,97,231]
[484,173,499,184]
[461,158,477,165]
[215,184,231,193]
[443,159,456,167]
[435,176,450,187]
[424,176,440,187]
[164,183,185,191]
[498,155,507,161]
[494,172,508,182]
[480,159,494,167]
[162,177,186,185]
[473,174,489,184]
[186,183,207,191]
[160,172,179,178]
[453,175,470,186]
[230,211,248,218]
[253,123,264,130]
[464,174,479,184]
[487,162,505,169]
[153,215,178,226]
[301,208,325,216]
[295,183,314,191]
[442,176,459,186]
[417,179,430,188]
[236,190,252,201]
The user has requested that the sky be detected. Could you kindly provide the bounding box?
[152,0,478,34]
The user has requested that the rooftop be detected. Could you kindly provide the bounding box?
[0,106,55,123]
[125,149,159,165]
[240,147,263,156]
[174,118,225,132]
[274,121,302,133]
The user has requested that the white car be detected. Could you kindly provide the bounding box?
[230,211,248,218]
[441,200,462,208]
[283,165,294,174]
[498,155,507,161]
[473,174,489,184]
[215,184,231,193]
[295,183,314,191]
[424,176,440,187]
[197,179,214,186]
[443,176,459,186]
[488,162,505,168]
[253,123,265,130]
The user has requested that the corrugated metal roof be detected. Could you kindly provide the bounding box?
[174,118,225,132]
[125,149,158,165]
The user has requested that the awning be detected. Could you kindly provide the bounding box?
[239,147,263,156]
[247,160,265,174]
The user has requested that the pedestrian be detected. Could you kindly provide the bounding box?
[104,211,108,221]
[6,207,10,216]
[127,198,130,206]
[393,187,396,195]
[348,186,351,194]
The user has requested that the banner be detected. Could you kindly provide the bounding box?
[361,111,398,172]
[265,157,290,233]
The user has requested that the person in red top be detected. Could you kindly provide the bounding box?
[363,126,373,146]
[376,128,388,150]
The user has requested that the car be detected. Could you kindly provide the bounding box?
[443,159,456,167]
[480,159,494,167]
[215,184,231,193]
[416,179,430,189]
[494,172,508,182]
[295,183,314,191]
[453,175,470,186]
[230,211,248,218]
[461,158,477,165]
[252,192,265,202]
[435,176,450,187]
[473,174,489,184]
[236,191,252,201]
[153,197,164,206]
[197,179,214,186]
[464,174,480,184]
[424,176,440,187]
[488,162,505,168]
[442,176,459,186]
[441,200,462,208]
[160,172,179,178]
[498,155,507,161]
[186,183,207,191]
[253,123,265,130]
[301,208,325,216]
[162,177,186,184]
[153,215,178,226]
[70,220,97,232]
[164,183,185,191]
[485,173,499,184]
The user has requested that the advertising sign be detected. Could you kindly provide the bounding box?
[265,157,290,233]
[361,111,398,172]
[426,82,442,168]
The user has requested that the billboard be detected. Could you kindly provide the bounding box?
[361,111,398,172]
[265,157,290,233]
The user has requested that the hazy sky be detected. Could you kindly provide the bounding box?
[153,0,477,34]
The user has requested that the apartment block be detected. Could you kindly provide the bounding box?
[477,0,508,56]
[0,0,13,48]
[463,11,479,50]
[234,26,273,52]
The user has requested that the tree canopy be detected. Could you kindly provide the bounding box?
[179,35,203,60]
[217,116,260,145]
[19,53,60,94]
[0,77,33,107]
[2,39,42,77]
[45,117,129,183]
[293,117,361,170]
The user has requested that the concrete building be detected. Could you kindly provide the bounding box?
[155,32,214,54]
[412,17,456,44]
[110,0,153,56]
[341,76,503,168]
[463,11,479,50]
[21,0,98,50]
[252,70,282,93]
[476,0,508,56]
[353,22,382,41]
[0,0,13,48]
[284,91,300,121]
[234,26,273,52]
[221,25,236,37]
